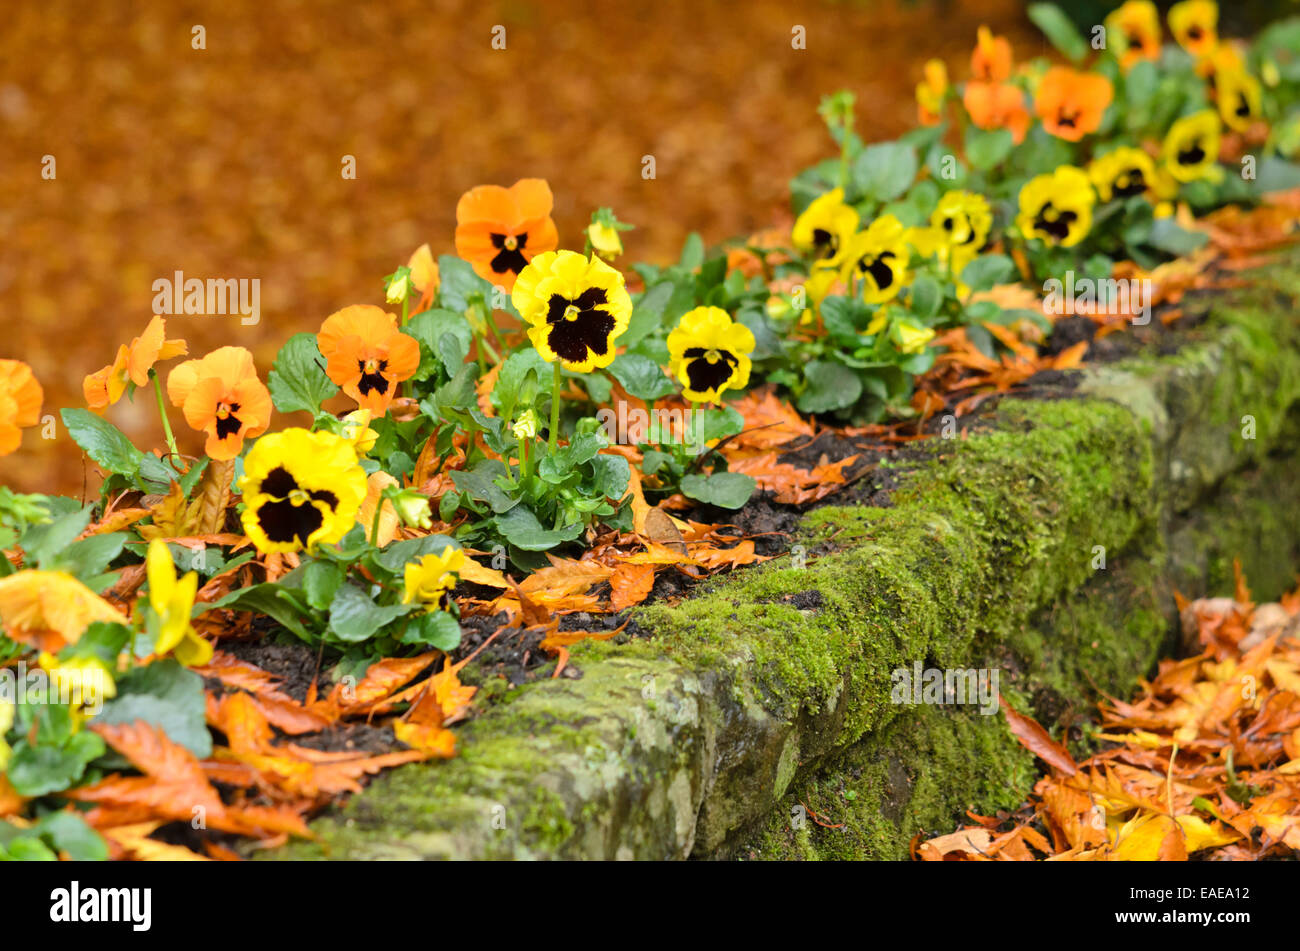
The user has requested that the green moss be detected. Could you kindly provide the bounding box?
[267,257,1300,861]
[736,703,1035,860]
[639,396,1152,750]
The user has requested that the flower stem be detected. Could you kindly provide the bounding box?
[837,123,852,191]
[518,435,532,486]
[370,495,385,547]
[548,362,563,452]
[150,370,180,462]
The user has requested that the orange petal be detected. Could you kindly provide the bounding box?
[318,306,398,360]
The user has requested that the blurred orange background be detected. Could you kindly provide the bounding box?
[0,0,1046,496]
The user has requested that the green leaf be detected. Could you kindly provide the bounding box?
[20,506,92,568]
[1028,3,1088,63]
[98,660,212,758]
[407,309,474,379]
[328,584,416,643]
[202,584,315,641]
[680,472,757,509]
[964,127,1015,172]
[399,611,462,650]
[538,432,606,484]
[51,532,126,579]
[267,333,338,415]
[60,409,143,479]
[7,732,105,797]
[495,505,583,551]
[623,282,675,347]
[852,142,918,203]
[678,233,705,270]
[302,559,346,612]
[33,813,108,862]
[798,360,863,414]
[372,534,461,574]
[437,255,493,310]
[960,254,1017,292]
[492,349,549,418]
[588,454,630,499]
[1256,158,1300,193]
[692,407,745,445]
[608,353,675,401]
[909,274,942,319]
[1146,217,1209,256]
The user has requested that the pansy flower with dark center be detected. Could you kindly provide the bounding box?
[167,346,272,461]
[1034,67,1114,143]
[1162,110,1222,183]
[792,188,860,266]
[931,190,992,251]
[1015,166,1096,248]
[1088,146,1158,202]
[317,305,420,416]
[238,428,367,554]
[837,214,910,306]
[667,306,756,404]
[511,250,632,372]
[1169,0,1218,58]
[1215,69,1263,133]
[455,179,559,291]
[1105,1,1162,70]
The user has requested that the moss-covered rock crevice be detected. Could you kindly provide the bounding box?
[268,259,1300,861]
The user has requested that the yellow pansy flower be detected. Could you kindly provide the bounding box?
[1162,110,1222,183]
[666,307,756,403]
[511,251,633,373]
[146,538,212,667]
[238,428,368,554]
[402,548,467,612]
[1015,166,1095,247]
[792,188,860,266]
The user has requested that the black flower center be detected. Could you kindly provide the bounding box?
[252,467,340,545]
[1056,107,1080,129]
[682,347,738,394]
[1114,169,1147,197]
[215,401,242,440]
[857,251,897,290]
[1177,139,1207,166]
[357,358,390,396]
[544,287,615,363]
[490,232,529,275]
[1236,96,1251,118]
[811,228,838,260]
[1033,203,1078,241]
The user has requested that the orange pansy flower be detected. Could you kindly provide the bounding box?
[0,570,127,654]
[167,346,272,461]
[963,82,1031,144]
[1034,67,1114,142]
[317,305,420,416]
[454,178,559,290]
[971,26,1013,83]
[83,316,187,412]
[0,359,43,457]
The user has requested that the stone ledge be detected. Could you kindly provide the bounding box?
[268,257,1300,860]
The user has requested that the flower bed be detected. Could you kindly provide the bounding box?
[262,257,1300,858]
[1,2,1299,860]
